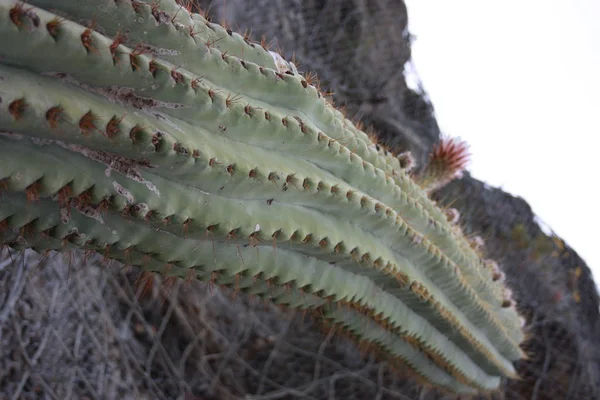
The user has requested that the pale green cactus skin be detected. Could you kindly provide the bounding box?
[0,0,525,394]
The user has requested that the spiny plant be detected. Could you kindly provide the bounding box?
[0,0,526,395]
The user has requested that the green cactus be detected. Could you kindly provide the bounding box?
[0,0,526,394]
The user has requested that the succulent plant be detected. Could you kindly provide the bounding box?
[0,0,526,394]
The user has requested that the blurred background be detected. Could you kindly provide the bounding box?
[406,0,600,286]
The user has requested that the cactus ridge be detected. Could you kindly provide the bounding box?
[0,52,522,360]
[0,0,514,319]
[0,128,517,378]
[0,0,514,325]
[0,0,526,394]
[0,187,504,393]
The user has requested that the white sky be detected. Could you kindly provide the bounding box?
[404,0,600,284]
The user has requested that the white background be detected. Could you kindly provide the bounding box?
[405,0,600,287]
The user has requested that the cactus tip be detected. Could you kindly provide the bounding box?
[431,136,471,178]
[417,137,471,193]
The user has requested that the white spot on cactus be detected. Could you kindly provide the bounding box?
[133,203,149,217]
[484,259,506,283]
[31,137,55,146]
[0,131,25,140]
[269,51,298,74]
[410,233,423,245]
[519,316,527,328]
[152,112,185,132]
[113,181,134,204]
[145,182,158,193]
[469,236,485,250]
[150,9,171,25]
[58,143,160,196]
[138,43,181,56]
[71,199,105,224]
[5,132,52,148]
[44,73,187,111]
[484,259,499,272]
[444,208,460,224]
[66,227,85,242]
[494,271,506,283]
[254,224,261,232]
[60,207,70,224]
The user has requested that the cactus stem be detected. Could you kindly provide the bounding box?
[0,0,526,392]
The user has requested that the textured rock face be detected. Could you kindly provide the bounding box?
[0,1,598,399]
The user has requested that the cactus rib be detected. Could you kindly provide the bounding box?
[0,56,522,361]
[0,126,517,378]
[0,0,514,327]
[0,0,515,326]
[0,184,503,392]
